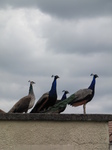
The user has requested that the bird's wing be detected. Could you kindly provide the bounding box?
[69,88,93,106]
[8,95,31,113]
[0,109,6,113]
[36,92,49,104]
[43,98,70,113]
[30,92,49,113]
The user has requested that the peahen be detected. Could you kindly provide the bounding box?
[30,75,59,113]
[44,74,98,114]
[8,80,35,113]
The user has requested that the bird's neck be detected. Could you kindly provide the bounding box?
[88,77,96,94]
[49,78,57,98]
[61,93,67,100]
[29,84,35,97]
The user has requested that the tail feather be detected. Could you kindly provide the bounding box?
[43,94,76,113]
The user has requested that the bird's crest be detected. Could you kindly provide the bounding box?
[62,90,69,94]
[90,74,98,78]
[28,80,35,84]
[51,75,59,79]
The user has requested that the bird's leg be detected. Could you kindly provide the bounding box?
[83,104,86,114]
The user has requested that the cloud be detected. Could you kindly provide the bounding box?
[0,8,48,75]
[0,0,112,19]
[35,0,112,19]
[0,0,38,9]
[41,17,112,54]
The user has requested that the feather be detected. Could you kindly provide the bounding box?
[69,89,93,106]
[30,92,49,113]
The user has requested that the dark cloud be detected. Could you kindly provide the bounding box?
[0,0,37,9]
[35,0,112,19]
[1,1,111,55]
[41,17,112,54]
[0,0,112,19]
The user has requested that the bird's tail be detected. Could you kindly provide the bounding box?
[43,94,76,113]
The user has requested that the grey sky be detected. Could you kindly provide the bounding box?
[0,0,112,114]
[0,0,112,18]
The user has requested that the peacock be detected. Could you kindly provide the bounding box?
[44,90,69,114]
[43,74,98,114]
[8,80,35,113]
[69,73,98,114]
[30,75,59,113]
[61,90,69,101]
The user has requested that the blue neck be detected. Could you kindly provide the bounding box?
[61,92,67,100]
[49,77,57,98]
[88,76,96,94]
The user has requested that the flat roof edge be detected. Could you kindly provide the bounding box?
[0,113,112,122]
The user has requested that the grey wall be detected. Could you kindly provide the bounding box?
[0,121,109,150]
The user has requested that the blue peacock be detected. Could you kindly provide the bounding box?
[61,90,69,100]
[30,75,59,113]
[69,74,98,114]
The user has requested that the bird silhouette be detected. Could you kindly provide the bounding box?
[43,74,98,114]
[8,81,35,113]
[44,90,69,114]
[30,75,59,113]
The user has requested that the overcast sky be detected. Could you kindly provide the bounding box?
[0,0,112,114]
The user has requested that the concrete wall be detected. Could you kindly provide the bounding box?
[0,114,111,150]
[110,144,112,150]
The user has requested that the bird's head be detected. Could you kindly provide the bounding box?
[62,90,69,94]
[51,75,60,79]
[90,74,99,78]
[28,80,35,84]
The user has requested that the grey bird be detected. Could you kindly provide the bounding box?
[8,80,35,113]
